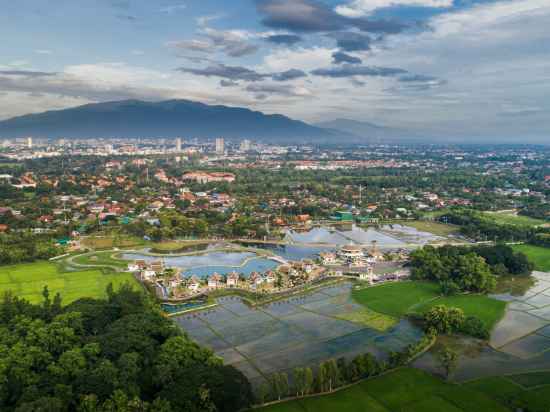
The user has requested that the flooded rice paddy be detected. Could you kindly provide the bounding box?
[174,282,423,388]
[285,224,445,246]
[413,271,550,381]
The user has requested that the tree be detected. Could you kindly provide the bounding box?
[424,305,465,334]
[437,346,458,379]
[303,367,314,395]
[293,367,305,397]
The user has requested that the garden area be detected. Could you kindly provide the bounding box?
[0,261,138,304]
[257,367,550,412]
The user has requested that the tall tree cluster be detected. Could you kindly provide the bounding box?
[0,285,252,412]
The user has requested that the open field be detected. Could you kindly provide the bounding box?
[72,251,129,270]
[411,294,507,330]
[0,261,139,304]
[335,307,397,331]
[512,244,550,272]
[257,367,550,412]
[352,281,441,318]
[80,235,148,250]
[406,220,460,237]
[482,211,547,227]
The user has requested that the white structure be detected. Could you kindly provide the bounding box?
[227,272,239,287]
[27,137,33,149]
[187,275,201,292]
[215,138,225,155]
[240,139,251,152]
[175,138,182,152]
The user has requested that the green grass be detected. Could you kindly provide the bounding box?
[411,294,507,330]
[406,221,460,237]
[482,211,547,227]
[512,244,550,272]
[73,251,130,269]
[257,368,521,412]
[0,261,139,304]
[81,235,147,250]
[507,371,550,388]
[335,307,397,331]
[352,281,441,318]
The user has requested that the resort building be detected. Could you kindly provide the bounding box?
[227,272,239,287]
[208,273,223,289]
[187,275,201,292]
[319,252,337,265]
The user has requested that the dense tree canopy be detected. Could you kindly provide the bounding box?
[0,284,252,412]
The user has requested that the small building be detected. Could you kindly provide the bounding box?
[187,275,201,292]
[208,273,223,289]
[338,244,364,260]
[331,211,354,222]
[227,272,239,287]
[319,252,337,265]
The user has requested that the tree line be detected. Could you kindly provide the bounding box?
[410,244,533,295]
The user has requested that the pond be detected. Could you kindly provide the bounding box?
[121,251,279,278]
[413,270,550,381]
[378,224,446,244]
[173,282,424,389]
[286,225,405,246]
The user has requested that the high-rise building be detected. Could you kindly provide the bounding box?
[175,137,182,152]
[215,138,225,155]
[27,137,33,149]
[240,139,251,152]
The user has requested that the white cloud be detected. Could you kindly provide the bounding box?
[335,0,453,17]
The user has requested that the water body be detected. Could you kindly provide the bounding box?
[121,251,278,278]
[173,282,424,388]
[286,225,405,246]
[379,224,445,244]
[123,243,334,278]
[413,271,550,381]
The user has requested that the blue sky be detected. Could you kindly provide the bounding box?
[0,0,549,142]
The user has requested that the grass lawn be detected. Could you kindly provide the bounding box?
[406,220,460,237]
[73,251,130,269]
[507,371,550,388]
[512,244,550,272]
[81,235,147,250]
[0,261,139,304]
[257,368,539,412]
[335,307,397,331]
[352,281,441,318]
[410,294,507,330]
[482,211,547,227]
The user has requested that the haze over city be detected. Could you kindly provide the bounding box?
[1,0,549,142]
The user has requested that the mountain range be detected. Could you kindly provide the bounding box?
[0,100,335,142]
[0,99,411,143]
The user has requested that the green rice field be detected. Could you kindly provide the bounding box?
[0,261,139,304]
[411,294,507,330]
[512,244,550,272]
[257,368,550,412]
[352,281,441,318]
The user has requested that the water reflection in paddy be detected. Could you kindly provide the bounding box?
[413,270,550,381]
[286,225,405,246]
[173,282,424,388]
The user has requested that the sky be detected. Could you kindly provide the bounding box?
[0,0,549,142]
